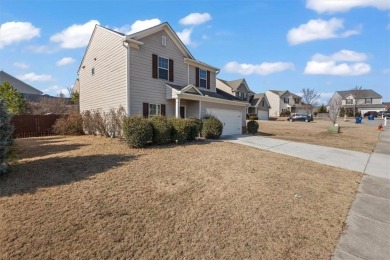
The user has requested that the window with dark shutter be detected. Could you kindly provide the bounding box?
[195,67,199,87]
[206,71,210,89]
[169,59,174,82]
[143,103,149,118]
[161,104,166,116]
[152,54,158,79]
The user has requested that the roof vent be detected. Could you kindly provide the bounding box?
[162,36,166,46]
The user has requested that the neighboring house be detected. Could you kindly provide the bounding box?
[248,93,271,120]
[78,23,249,135]
[73,79,80,93]
[330,89,385,115]
[383,102,390,111]
[216,78,271,120]
[216,78,251,101]
[265,90,305,117]
[0,70,43,95]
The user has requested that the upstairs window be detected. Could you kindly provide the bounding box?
[365,98,372,104]
[283,98,289,104]
[92,67,95,76]
[199,69,207,88]
[346,99,353,104]
[158,57,169,80]
[294,98,300,104]
[240,92,246,100]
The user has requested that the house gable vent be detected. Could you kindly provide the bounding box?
[162,36,167,46]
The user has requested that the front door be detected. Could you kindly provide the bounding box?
[180,106,186,118]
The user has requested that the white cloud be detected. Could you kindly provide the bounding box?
[176,28,193,45]
[50,20,99,48]
[223,61,295,75]
[27,44,57,53]
[312,49,368,62]
[56,57,76,66]
[18,72,53,82]
[13,62,29,69]
[117,18,161,35]
[304,50,371,76]
[306,0,390,13]
[179,13,212,26]
[287,18,360,45]
[0,21,40,48]
[42,85,70,97]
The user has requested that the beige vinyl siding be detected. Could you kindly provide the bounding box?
[216,79,234,95]
[265,91,281,117]
[129,30,188,116]
[79,27,127,113]
[201,101,246,125]
[180,99,199,118]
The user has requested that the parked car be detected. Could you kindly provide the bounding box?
[287,114,312,122]
[363,111,378,117]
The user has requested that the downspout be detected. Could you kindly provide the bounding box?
[187,63,189,85]
[123,40,131,115]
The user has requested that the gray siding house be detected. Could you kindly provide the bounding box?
[248,93,271,120]
[78,23,248,135]
[330,89,385,116]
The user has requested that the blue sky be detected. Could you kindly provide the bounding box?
[0,0,389,104]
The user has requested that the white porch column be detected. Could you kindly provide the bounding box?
[175,97,180,118]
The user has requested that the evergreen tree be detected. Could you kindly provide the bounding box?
[0,99,13,175]
[0,81,26,114]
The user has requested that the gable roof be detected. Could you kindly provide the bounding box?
[217,78,250,92]
[0,70,43,95]
[127,22,194,60]
[250,93,271,108]
[335,89,382,99]
[268,90,300,99]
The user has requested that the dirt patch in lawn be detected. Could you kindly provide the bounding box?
[0,136,361,259]
[257,119,379,153]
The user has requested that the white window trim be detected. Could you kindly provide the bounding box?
[158,56,169,80]
[149,103,161,116]
[199,68,207,88]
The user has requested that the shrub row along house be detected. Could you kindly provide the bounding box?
[78,23,249,135]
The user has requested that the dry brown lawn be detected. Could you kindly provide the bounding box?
[0,136,361,259]
[258,119,379,153]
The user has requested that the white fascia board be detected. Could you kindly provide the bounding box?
[124,36,144,45]
[178,93,249,107]
[184,58,220,72]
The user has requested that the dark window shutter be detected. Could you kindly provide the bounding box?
[169,59,174,82]
[143,103,149,118]
[206,70,210,89]
[195,67,199,87]
[161,104,166,116]
[152,54,158,79]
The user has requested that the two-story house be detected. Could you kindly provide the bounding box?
[216,78,271,120]
[331,89,385,116]
[78,23,249,135]
[265,90,304,117]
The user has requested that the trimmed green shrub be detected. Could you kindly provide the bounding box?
[149,115,172,144]
[186,118,202,141]
[53,111,84,135]
[169,117,190,144]
[0,99,13,175]
[122,116,153,148]
[247,120,259,135]
[201,115,223,139]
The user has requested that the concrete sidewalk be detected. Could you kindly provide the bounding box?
[222,127,390,259]
[333,128,390,260]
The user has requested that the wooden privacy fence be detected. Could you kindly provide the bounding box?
[11,114,61,138]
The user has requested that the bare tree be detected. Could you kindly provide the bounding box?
[328,96,342,125]
[301,88,321,115]
[349,86,363,117]
[24,97,76,115]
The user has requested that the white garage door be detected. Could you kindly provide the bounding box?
[257,110,269,120]
[206,108,242,135]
